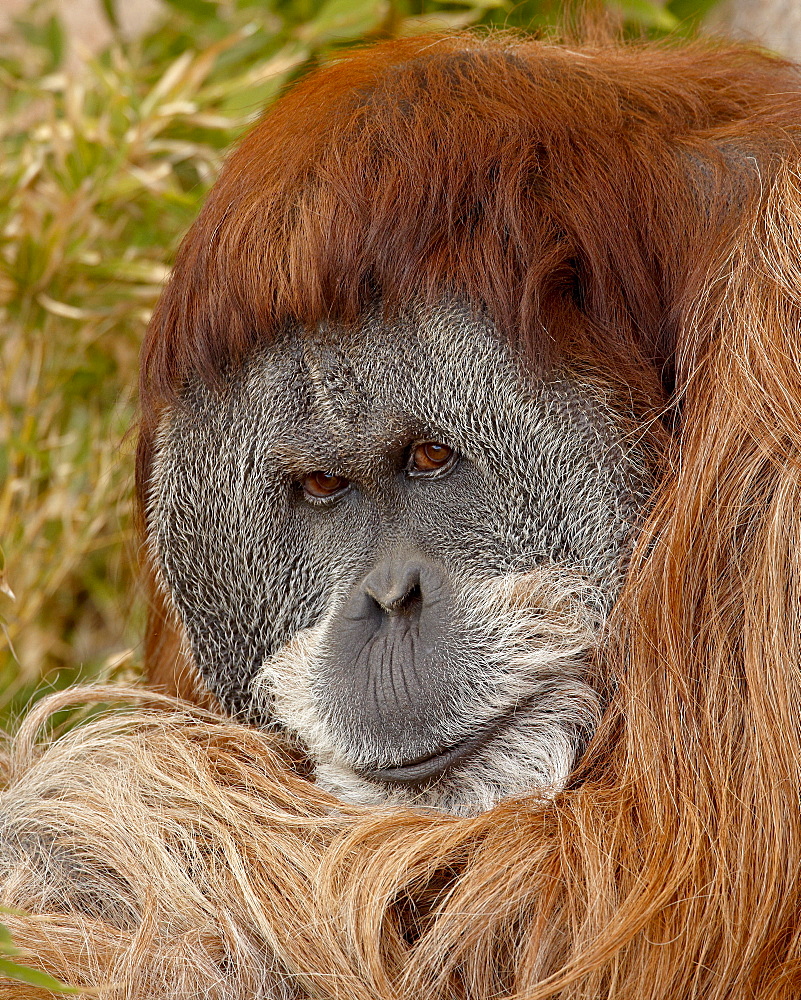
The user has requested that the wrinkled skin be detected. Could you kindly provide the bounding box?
[150,303,651,814]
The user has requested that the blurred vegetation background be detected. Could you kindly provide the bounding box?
[0,0,725,724]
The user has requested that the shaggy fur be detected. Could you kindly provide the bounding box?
[3,29,801,999]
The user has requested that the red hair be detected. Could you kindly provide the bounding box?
[139,33,799,439]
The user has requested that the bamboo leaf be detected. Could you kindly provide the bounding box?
[297,0,390,44]
[0,956,79,993]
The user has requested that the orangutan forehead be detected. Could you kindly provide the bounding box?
[300,303,519,392]
[238,304,526,446]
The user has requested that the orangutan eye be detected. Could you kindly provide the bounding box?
[408,441,456,476]
[303,472,350,500]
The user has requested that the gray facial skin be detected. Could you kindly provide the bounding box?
[150,303,651,815]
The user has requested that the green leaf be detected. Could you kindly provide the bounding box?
[0,956,79,993]
[42,14,65,68]
[99,0,120,30]
[0,922,18,954]
[15,13,65,72]
[398,10,489,33]
[161,0,221,21]
[615,0,679,30]
[297,0,389,44]
[668,0,721,20]
[432,0,506,7]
